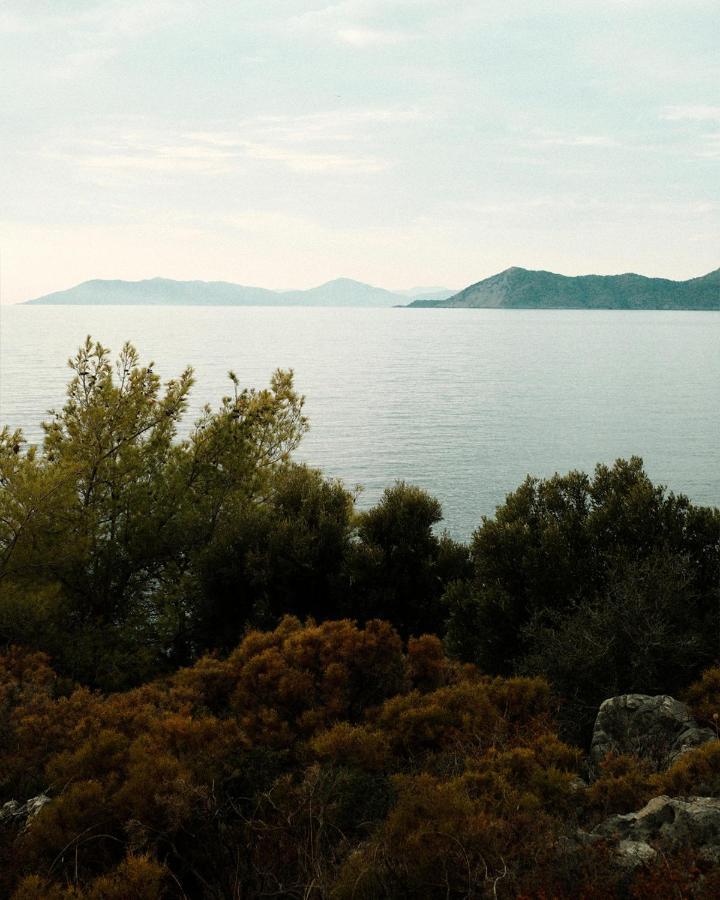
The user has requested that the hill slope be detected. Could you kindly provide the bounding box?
[408,267,720,310]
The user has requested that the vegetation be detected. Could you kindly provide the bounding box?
[1,338,719,897]
[445,458,720,741]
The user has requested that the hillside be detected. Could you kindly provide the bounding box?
[408,266,720,309]
[23,277,443,308]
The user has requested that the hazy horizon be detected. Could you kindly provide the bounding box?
[2,1,718,304]
[12,264,720,308]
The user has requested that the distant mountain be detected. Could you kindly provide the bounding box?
[24,278,279,307]
[25,271,720,309]
[24,277,431,308]
[280,278,403,307]
[407,267,720,310]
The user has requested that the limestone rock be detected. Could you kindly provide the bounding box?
[594,795,720,864]
[616,840,657,868]
[590,694,715,773]
[0,794,51,828]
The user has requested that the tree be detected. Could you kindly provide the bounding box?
[519,552,717,743]
[0,338,307,687]
[445,457,720,675]
[344,482,470,637]
[193,464,355,651]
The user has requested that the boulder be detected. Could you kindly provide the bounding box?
[0,794,51,828]
[590,694,715,773]
[594,795,720,865]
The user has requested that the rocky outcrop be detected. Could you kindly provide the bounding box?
[0,794,51,828]
[590,694,715,774]
[593,795,720,867]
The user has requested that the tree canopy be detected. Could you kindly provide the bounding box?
[0,338,307,685]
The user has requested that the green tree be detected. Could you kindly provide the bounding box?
[445,457,720,675]
[193,463,356,650]
[519,552,717,743]
[345,482,470,637]
[0,338,307,686]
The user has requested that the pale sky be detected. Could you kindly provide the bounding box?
[1,0,718,303]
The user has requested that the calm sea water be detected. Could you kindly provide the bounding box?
[1,305,718,540]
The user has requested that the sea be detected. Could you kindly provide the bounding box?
[1,305,718,541]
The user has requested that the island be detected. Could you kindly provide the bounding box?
[408,266,720,310]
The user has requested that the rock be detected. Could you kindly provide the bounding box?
[616,840,657,868]
[590,694,715,773]
[0,800,20,821]
[594,795,720,864]
[0,794,51,827]
[24,794,51,819]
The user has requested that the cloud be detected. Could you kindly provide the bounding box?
[695,133,720,159]
[189,107,423,145]
[71,149,235,175]
[0,11,31,34]
[285,0,440,46]
[0,0,194,37]
[46,107,416,180]
[59,139,387,177]
[661,105,720,122]
[660,106,720,159]
[442,196,720,236]
[0,1,196,78]
[519,131,621,152]
[239,142,389,172]
[537,134,620,147]
[336,26,416,46]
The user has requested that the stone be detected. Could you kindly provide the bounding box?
[0,794,51,827]
[594,795,720,864]
[616,840,657,868]
[590,694,715,774]
[0,800,20,821]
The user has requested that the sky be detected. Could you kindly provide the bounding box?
[1,0,718,303]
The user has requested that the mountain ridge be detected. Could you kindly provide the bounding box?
[408,266,720,310]
[23,277,448,308]
[22,268,720,309]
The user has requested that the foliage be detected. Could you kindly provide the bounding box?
[2,612,720,896]
[519,552,714,743]
[658,740,720,797]
[585,753,655,819]
[450,457,720,675]
[0,341,473,687]
[193,464,355,650]
[0,339,308,687]
[685,666,720,726]
[444,458,720,746]
[0,620,583,898]
[344,482,471,637]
